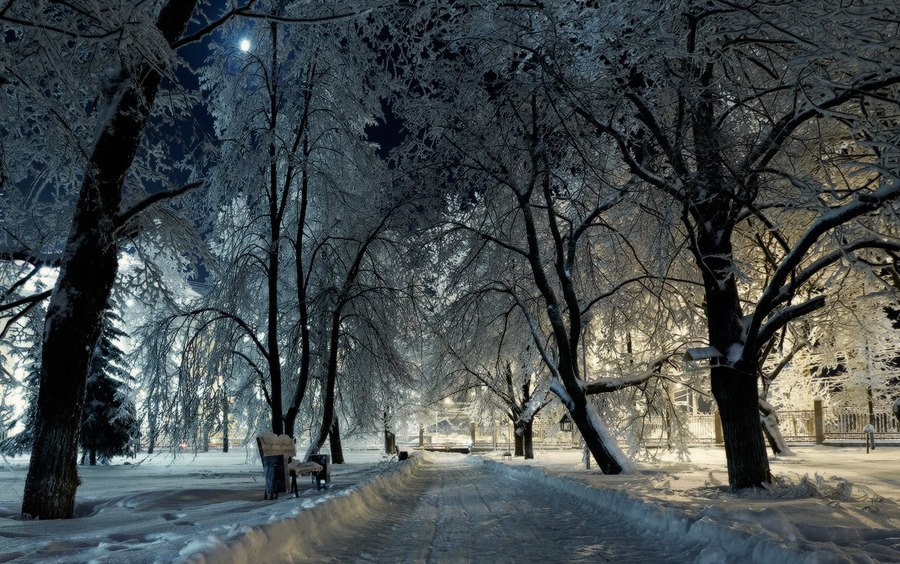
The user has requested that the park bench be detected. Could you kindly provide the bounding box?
[256,433,330,499]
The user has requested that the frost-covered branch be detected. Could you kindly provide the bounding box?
[115,181,204,233]
[745,74,900,172]
[747,185,900,354]
[580,275,669,315]
[570,104,676,197]
[755,296,826,350]
[173,0,375,48]
[514,388,552,428]
[581,353,667,395]
[767,239,900,311]
[0,289,52,314]
[0,291,50,340]
[760,338,808,383]
[504,286,561,383]
[175,308,269,362]
[0,250,61,268]
[232,350,271,407]
[444,220,529,258]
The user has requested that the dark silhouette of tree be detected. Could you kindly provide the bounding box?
[80,307,137,466]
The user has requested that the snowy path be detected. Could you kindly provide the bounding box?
[296,455,705,563]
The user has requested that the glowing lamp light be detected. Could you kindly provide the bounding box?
[239,38,251,52]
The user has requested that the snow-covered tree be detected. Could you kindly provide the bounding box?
[386,2,692,473]
[552,0,900,488]
[5,0,397,517]
[0,0,242,519]
[80,307,138,465]
[424,254,553,459]
[0,303,137,464]
[170,1,422,465]
[0,364,38,457]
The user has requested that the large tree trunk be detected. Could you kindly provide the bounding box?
[522,419,534,460]
[694,216,772,489]
[518,191,630,474]
[565,393,627,474]
[697,225,771,487]
[265,115,284,437]
[329,417,344,464]
[22,220,119,518]
[304,310,341,460]
[284,143,312,438]
[20,0,197,520]
[550,341,629,473]
[682,38,773,488]
[711,367,772,488]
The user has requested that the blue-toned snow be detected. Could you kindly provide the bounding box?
[0,446,898,563]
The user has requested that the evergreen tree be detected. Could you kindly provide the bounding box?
[0,356,39,456]
[0,307,138,463]
[80,308,137,465]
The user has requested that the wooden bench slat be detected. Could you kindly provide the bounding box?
[290,461,324,474]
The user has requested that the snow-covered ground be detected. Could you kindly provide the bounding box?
[490,445,900,563]
[0,445,898,563]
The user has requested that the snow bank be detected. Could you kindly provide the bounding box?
[186,454,425,564]
[479,457,893,564]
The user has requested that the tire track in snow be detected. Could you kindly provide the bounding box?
[298,454,706,563]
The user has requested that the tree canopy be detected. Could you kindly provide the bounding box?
[1,0,898,518]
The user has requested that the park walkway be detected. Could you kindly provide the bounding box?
[297,455,708,563]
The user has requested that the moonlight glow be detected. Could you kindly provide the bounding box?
[239,38,251,52]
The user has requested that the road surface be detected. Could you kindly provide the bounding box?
[298,455,707,563]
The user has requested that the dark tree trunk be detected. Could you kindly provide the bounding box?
[515,176,628,474]
[553,339,624,473]
[89,448,97,466]
[679,34,772,488]
[146,402,157,455]
[514,428,524,457]
[265,162,284,436]
[565,392,623,474]
[305,221,381,459]
[22,231,117,518]
[284,140,312,438]
[522,420,534,460]
[20,0,197,520]
[222,386,230,454]
[761,418,785,456]
[759,399,793,456]
[329,417,344,464]
[694,215,772,489]
[282,310,310,438]
[711,366,772,488]
[202,426,209,453]
[307,310,342,458]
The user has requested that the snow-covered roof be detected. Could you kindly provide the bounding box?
[683,346,723,361]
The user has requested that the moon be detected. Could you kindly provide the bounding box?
[239,38,251,52]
